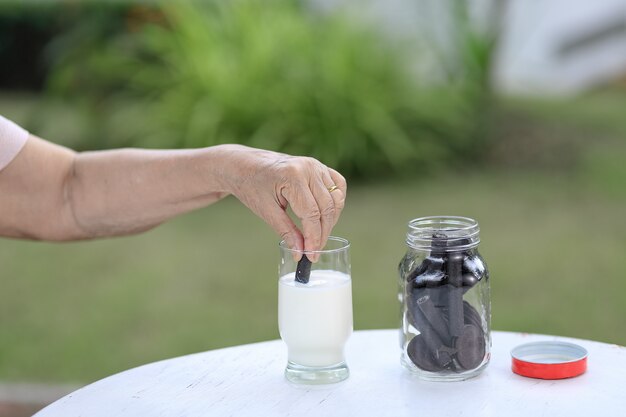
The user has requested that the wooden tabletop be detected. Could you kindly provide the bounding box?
[35,330,626,417]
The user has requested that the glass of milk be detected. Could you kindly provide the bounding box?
[278,236,353,384]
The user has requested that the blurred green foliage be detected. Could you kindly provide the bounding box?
[0,1,132,90]
[43,0,495,177]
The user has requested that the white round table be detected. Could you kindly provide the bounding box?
[35,330,626,417]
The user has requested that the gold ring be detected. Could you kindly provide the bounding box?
[327,185,339,193]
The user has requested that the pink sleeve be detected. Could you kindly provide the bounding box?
[0,115,29,172]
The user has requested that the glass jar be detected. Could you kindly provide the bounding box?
[398,216,491,381]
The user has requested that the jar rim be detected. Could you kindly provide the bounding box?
[406,216,480,251]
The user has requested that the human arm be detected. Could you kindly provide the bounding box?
[0,128,346,250]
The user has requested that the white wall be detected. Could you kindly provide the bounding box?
[313,0,626,96]
[495,0,626,95]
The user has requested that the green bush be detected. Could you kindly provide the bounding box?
[0,1,132,91]
[46,0,495,178]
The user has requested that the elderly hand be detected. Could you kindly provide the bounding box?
[216,145,347,254]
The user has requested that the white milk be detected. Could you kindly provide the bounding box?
[279,270,353,367]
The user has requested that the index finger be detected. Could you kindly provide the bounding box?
[281,184,323,256]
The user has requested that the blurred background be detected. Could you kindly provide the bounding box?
[1,0,624,414]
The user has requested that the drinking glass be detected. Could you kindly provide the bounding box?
[278,236,352,384]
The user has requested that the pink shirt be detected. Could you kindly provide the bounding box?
[0,115,29,171]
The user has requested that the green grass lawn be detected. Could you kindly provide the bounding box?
[1,171,625,384]
[1,92,625,384]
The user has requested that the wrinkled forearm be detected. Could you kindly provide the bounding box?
[66,146,233,239]
[0,136,235,241]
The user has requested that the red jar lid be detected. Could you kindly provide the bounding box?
[511,341,588,379]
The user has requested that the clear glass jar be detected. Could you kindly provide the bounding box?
[398,216,491,381]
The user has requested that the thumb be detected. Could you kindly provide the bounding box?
[265,207,304,259]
